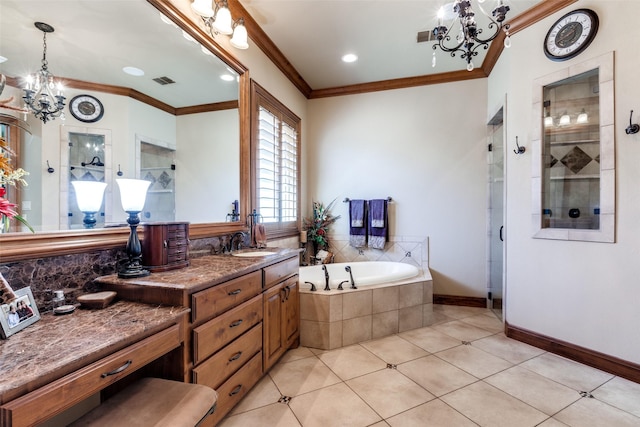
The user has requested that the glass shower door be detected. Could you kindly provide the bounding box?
[488,108,505,320]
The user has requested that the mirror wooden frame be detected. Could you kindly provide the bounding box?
[0,0,250,263]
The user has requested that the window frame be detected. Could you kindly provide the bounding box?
[250,80,301,240]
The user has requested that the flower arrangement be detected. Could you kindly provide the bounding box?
[303,198,341,251]
[0,136,33,232]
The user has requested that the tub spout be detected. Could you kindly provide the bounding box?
[305,281,317,292]
[322,265,330,291]
[345,266,357,289]
[337,280,348,290]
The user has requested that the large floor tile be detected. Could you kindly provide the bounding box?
[433,305,491,320]
[435,344,513,378]
[536,418,569,426]
[219,403,301,427]
[554,396,640,427]
[317,344,387,381]
[278,346,317,364]
[441,381,548,427]
[229,375,283,415]
[432,320,495,342]
[485,366,580,415]
[459,314,504,333]
[360,335,428,364]
[520,353,614,392]
[386,399,478,427]
[397,355,477,396]
[472,334,545,364]
[289,382,381,427]
[398,327,461,353]
[269,356,342,397]
[593,376,640,417]
[346,368,435,419]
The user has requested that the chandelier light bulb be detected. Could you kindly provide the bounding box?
[467,61,474,71]
[504,33,511,48]
[432,51,437,68]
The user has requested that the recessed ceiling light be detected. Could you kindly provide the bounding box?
[342,53,358,63]
[220,74,235,82]
[0,56,7,64]
[123,66,145,76]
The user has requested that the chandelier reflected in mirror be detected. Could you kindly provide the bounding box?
[191,0,249,49]
[22,22,66,123]
[432,0,511,71]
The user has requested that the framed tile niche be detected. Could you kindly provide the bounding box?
[532,51,615,242]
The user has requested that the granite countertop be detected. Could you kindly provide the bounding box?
[0,301,189,404]
[94,248,301,294]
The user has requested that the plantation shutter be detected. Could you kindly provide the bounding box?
[252,82,300,237]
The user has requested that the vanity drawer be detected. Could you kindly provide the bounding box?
[263,256,299,290]
[191,271,262,325]
[207,351,263,426]
[0,324,181,427]
[193,295,263,365]
[192,323,262,390]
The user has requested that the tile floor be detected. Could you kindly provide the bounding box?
[219,305,640,427]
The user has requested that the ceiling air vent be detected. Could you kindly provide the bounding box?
[152,76,175,85]
[416,30,435,43]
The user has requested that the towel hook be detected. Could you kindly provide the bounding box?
[625,110,639,135]
[46,160,54,174]
[513,136,525,154]
[117,164,123,176]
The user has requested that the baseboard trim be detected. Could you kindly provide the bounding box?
[506,322,640,384]
[433,294,486,308]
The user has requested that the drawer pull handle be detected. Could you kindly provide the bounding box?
[228,351,243,362]
[101,360,132,378]
[228,289,242,296]
[229,319,243,328]
[229,385,243,396]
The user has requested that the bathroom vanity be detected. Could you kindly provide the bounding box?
[94,248,300,425]
[0,302,189,427]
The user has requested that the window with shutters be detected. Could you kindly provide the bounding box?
[251,81,301,238]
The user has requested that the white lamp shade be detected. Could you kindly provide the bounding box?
[577,110,589,124]
[213,6,233,35]
[230,22,249,49]
[191,0,214,18]
[559,113,571,126]
[72,181,107,213]
[116,179,151,212]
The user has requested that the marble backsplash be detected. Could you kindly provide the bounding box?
[0,234,234,312]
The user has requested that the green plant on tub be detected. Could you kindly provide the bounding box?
[0,136,33,233]
[303,198,341,253]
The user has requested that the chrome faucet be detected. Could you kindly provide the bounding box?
[345,266,357,289]
[322,265,331,291]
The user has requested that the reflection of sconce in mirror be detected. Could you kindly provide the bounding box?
[81,156,104,167]
[513,136,525,155]
[71,181,107,229]
[116,179,151,279]
[46,160,54,173]
[625,110,639,135]
[558,111,571,126]
[576,109,589,124]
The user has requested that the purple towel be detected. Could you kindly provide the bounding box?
[349,200,367,248]
[368,199,388,249]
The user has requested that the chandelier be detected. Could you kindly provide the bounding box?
[432,0,511,71]
[191,0,249,49]
[23,22,65,123]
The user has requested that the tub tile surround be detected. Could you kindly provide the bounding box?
[220,305,640,427]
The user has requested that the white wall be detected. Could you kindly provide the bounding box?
[492,0,640,363]
[306,81,488,297]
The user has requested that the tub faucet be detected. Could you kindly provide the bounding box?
[345,266,357,289]
[322,265,331,291]
[305,281,317,292]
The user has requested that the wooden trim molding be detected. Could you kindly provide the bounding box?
[506,322,640,384]
[433,294,486,308]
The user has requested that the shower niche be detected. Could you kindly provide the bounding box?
[532,52,615,243]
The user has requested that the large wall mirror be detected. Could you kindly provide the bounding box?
[0,0,250,261]
[532,52,614,243]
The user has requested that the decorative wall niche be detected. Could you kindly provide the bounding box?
[532,51,615,242]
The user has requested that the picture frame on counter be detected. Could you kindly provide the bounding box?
[0,287,41,339]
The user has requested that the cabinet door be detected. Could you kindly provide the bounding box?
[282,277,299,349]
[262,283,284,371]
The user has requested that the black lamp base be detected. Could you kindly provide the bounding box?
[118,263,150,279]
[118,211,150,279]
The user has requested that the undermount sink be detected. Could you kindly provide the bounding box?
[232,251,277,257]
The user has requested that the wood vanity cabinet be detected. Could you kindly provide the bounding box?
[96,252,300,426]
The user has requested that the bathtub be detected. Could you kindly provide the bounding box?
[299,261,420,292]
[298,261,433,350]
